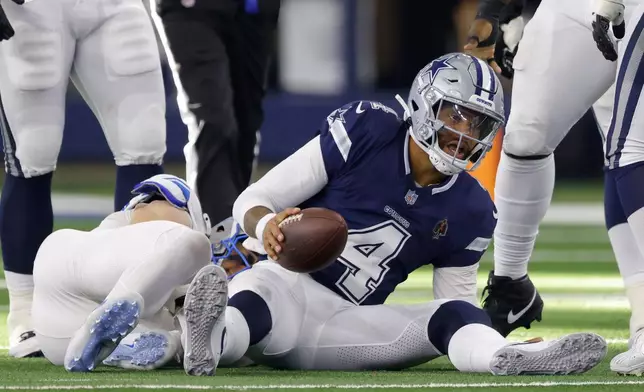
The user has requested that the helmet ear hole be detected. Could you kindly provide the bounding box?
[411,100,419,112]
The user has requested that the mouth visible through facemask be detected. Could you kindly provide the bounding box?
[445,139,467,160]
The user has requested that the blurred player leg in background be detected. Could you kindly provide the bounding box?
[469,0,619,337]
[0,0,75,358]
[151,0,280,225]
[70,0,166,211]
[601,4,644,375]
[0,0,166,358]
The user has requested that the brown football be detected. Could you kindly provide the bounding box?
[276,207,348,273]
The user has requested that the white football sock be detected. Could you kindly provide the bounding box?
[626,282,644,336]
[627,207,644,257]
[5,271,34,316]
[220,307,250,365]
[493,153,555,279]
[447,324,509,373]
[622,207,644,335]
[608,223,644,282]
[607,222,644,334]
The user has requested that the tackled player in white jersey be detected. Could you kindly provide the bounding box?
[171,53,608,377]
[0,0,167,358]
[31,174,215,372]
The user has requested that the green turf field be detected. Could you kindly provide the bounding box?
[0,168,630,391]
[0,221,639,391]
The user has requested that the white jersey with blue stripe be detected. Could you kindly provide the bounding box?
[604,4,644,169]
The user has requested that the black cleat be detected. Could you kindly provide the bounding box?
[481,271,544,337]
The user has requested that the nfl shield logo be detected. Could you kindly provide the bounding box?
[405,190,418,205]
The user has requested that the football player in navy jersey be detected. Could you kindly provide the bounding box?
[178,53,607,377]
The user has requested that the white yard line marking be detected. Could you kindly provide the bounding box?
[45,195,612,224]
[608,338,629,344]
[4,381,644,390]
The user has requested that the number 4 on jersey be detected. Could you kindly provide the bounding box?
[335,221,411,304]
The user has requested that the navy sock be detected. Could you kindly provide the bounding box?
[427,300,492,354]
[0,173,53,274]
[228,290,272,345]
[114,164,163,211]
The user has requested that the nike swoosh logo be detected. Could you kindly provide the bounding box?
[507,289,537,324]
[356,101,365,114]
[493,210,498,219]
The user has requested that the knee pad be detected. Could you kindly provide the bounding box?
[1,122,61,178]
[427,300,491,354]
[502,127,554,159]
[112,99,166,166]
[11,124,63,177]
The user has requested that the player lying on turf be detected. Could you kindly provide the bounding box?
[177,53,608,376]
[31,174,214,372]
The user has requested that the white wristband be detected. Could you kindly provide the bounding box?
[255,213,276,244]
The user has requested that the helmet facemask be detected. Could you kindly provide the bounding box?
[212,223,255,279]
[409,86,503,176]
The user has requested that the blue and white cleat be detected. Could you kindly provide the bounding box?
[183,264,228,376]
[103,330,181,370]
[64,294,143,372]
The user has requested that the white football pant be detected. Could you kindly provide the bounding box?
[0,0,166,178]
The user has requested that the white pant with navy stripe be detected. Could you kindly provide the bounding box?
[502,0,642,158]
[605,4,644,170]
[229,261,447,370]
[0,0,166,178]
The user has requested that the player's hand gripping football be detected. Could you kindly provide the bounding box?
[592,0,626,61]
[464,19,502,74]
[262,207,301,260]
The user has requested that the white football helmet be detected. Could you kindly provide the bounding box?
[124,174,212,237]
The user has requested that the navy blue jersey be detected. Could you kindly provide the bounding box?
[301,100,497,305]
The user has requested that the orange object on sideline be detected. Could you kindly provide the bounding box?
[470,130,503,201]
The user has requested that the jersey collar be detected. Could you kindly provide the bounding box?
[403,129,459,195]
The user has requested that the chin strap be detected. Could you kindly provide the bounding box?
[395,94,411,121]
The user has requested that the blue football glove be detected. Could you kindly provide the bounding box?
[124,174,212,237]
